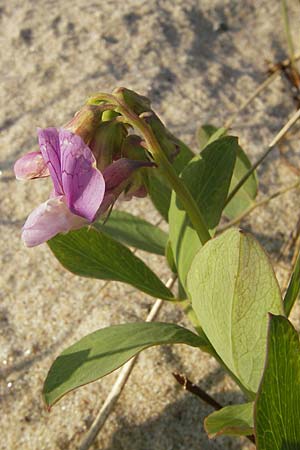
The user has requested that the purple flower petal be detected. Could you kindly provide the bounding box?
[123,184,147,200]
[98,158,154,214]
[38,128,64,196]
[103,158,154,192]
[59,129,105,222]
[14,151,49,180]
[22,196,87,247]
[97,193,116,216]
[131,185,147,197]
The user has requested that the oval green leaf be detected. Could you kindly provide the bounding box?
[94,210,168,255]
[284,251,300,316]
[48,227,174,300]
[43,322,207,407]
[169,136,237,286]
[255,315,300,450]
[187,229,283,394]
[196,124,257,220]
[205,402,254,438]
[196,124,227,151]
[224,146,258,219]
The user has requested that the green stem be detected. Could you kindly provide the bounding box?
[88,92,211,244]
[148,137,211,245]
[87,92,118,105]
[116,103,211,245]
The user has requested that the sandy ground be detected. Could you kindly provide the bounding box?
[1,0,300,449]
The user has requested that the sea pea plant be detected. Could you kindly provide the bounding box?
[15,88,300,449]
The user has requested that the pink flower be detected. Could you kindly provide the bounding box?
[15,128,153,247]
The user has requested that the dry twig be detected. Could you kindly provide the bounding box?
[173,372,256,445]
[220,178,300,232]
[224,52,300,129]
[225,107,300,207]
[172,372,222,410]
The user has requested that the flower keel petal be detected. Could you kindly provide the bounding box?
[22,196,87,247]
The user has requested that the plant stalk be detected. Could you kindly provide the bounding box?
[116,101,211,245]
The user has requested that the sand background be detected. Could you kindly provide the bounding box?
[1,0,300,449]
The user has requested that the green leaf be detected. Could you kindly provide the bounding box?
[224,146,258,220]
[197,124,218,150]
[284,252,300,316]
[48,227,174,301]
[172,138,195,173]
[169,136,237,286]
[165,240,177,273]
[196,125,257,220]
[205,403,254,438]
[187,229,283,394]
[146,170,171,221]
[196,124,227,151]
[255,315,300,450]
[206,127,227,146]
[147,138,194,221]
[43,322,208,407]
[94,210,168,255]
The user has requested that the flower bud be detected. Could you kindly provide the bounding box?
[121,135,148,161]
[89,119,128,172]
[123,170,148,200]
[120,135,152,199]
[113,87,151,115]
[140,111,179,160]
[64,104,105,145]
[98,158,155,215]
